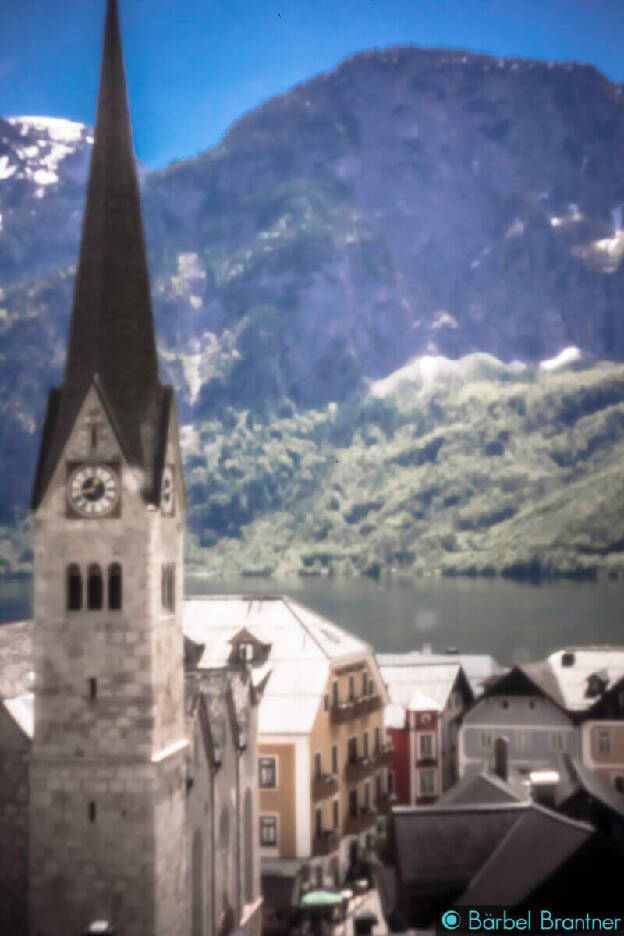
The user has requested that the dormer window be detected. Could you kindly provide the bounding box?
[586,672,608,698]
[229,628,271,666]
[238,642,254,663]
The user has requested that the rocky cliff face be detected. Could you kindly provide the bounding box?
[1,47,623,541]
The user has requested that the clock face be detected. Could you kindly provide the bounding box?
[161,465,174,515]
[67,464,120,517]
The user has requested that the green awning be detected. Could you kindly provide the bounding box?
[301,890,343,907]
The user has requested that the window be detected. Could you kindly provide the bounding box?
[515,729,531,751]
[161,564,175,612]
[88,678,97,702]
[375,774,382,802]
[88,801,97,823]
[331,744,338,775]
[67,564,82,611]
[375,727,381,752]
[108,563,122,610]
[315,807,322,837]
[219,807,230,849]
[481,732,492,749]
[615,777,624,794]
[244,790,253,905]
[549,732,564,751]
[418,732,435,759]
[87,564,103,610]
[349,675,355,702]
[363,732,369,759]
[260,816,277,846]
[314,753,322,781]
[362,672,368,696]
[324,694,329,712]
[387,771,395,794]
[598,730,612,755]
[418,768,436,797]
[237,642,254,662]
[332,799,339,829]
[501,699,509,709]
[364,782,370,810]
[332,680,339,706]
[348,789,358,819]
[259,757,277,788]
[348,737,358,764]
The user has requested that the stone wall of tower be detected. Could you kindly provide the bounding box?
[29,751,188,936]
[30,390,189,935]
[0,708,29,936]
[32,388,186,760]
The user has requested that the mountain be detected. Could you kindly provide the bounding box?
[1,47,624,577]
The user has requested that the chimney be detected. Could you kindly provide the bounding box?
[493,736,509,782]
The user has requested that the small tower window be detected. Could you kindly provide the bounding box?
[108,563,122,610]
[67,564,83,611]
[90,424,98,449]
[88,801,97,823]
[87,564,103,610]
[161,564,175,612]
[88,678,98,702]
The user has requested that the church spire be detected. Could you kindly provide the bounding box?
[65,0,160,411]
[31,0,167,508]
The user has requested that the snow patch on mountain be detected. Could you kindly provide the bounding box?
[371,346,588,399]
[370,352,512,398]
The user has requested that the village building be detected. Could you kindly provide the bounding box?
[459,647,624,781]
[378,654,473,803]
[183,597,392,899]
[0,3,262,934]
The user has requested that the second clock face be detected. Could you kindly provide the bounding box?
[67,464,120,517]
[161,465,174,515]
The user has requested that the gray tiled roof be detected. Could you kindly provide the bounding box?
[393,800,592,904]
[437,769,528,806]
[555,754,624,818]
[393,803,526,891]
[457,805,591,905]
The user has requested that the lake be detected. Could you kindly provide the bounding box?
[3,574,623,665]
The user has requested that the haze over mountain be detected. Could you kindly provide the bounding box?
[1,46,623,578]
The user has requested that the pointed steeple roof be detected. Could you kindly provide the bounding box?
[31,0,168,509]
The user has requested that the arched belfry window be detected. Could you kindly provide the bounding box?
[108,563,122,610]
[87,564,103,611]
[67,564,82,611]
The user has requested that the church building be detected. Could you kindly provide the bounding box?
[0,2,262,934]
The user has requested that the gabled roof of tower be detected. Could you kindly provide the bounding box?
[31,0,169,508]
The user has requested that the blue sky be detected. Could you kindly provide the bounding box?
[1,0,623,168]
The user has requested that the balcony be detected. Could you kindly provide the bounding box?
[345,757,375,783]
[329,700,356,725]
[330,692,382,725]
[354,693,383,718]
[313,829,341,856]
[344,807,377,836]
[374,743,394,767]
[312,773,339,800]
[375,792,397,815]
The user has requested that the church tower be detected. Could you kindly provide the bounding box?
[29,2,188,933]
